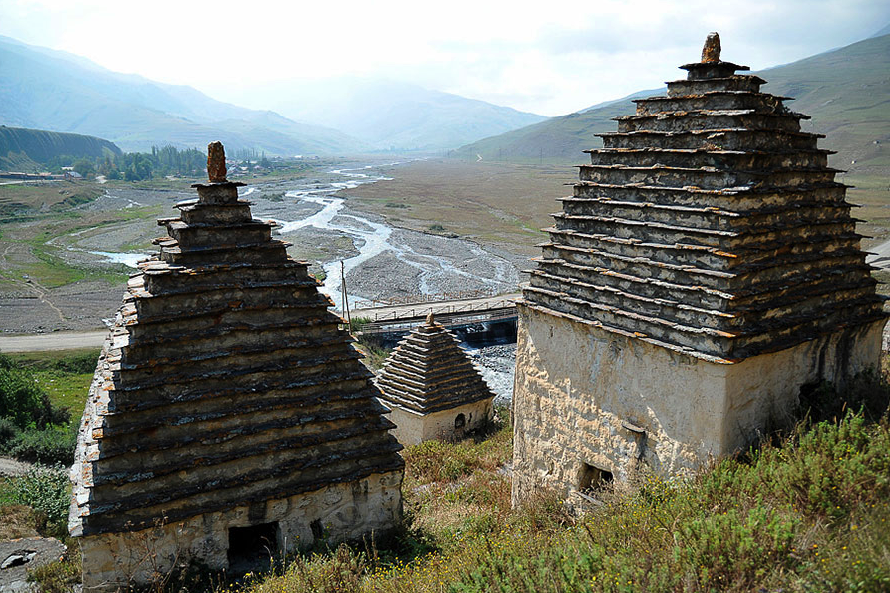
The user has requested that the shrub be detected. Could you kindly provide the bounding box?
[27,549,82,593]
[11,465,70,534]
[0,416,21,451]
[676,505,799,587]
[51,351,98,374]
[9,425,76,466]
[349,315,372,333]
[0,353,54,428]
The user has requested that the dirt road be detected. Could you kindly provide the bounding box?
[0,330,106,352]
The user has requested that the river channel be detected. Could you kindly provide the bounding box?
[248,162,522,310]
[80,161,523,312]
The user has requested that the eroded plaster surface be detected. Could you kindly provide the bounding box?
[80,472,402,592]
[512,305,884,504]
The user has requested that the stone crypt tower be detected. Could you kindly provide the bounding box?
[511,34,887,504]
[376,312,495,446]
[70,143,404,591]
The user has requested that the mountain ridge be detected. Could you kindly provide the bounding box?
[0,35,365,155]
[0,35,548,154]
[224,77,547,151]
[454,31,890,174]
[0,125,121,170]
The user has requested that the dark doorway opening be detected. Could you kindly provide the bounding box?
[227,521,279,574]
[455,413,466,430]
[578,463,613,491]
[799,381,822,410]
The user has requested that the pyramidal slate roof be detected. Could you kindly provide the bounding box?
[376,313,494,414]
[69,143,403,537]
[522,34,886,363]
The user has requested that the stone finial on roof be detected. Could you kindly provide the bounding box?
[207,141,227,183]
[426,311,435,326]
[701,32,721,63]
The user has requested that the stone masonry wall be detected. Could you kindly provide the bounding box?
[385,398,493,447]
[512,303,884,504]
[80,471,402,592]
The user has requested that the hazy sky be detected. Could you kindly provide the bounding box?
[2,0,889,116]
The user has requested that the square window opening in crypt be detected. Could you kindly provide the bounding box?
[578,463,613,492]
[227,521,279,573]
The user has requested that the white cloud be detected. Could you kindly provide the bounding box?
[1,0,888,115]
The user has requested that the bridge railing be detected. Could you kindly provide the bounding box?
[355,306,517,335]
[354,298,517,323]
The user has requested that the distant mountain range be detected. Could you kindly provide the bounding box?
[0,36,546,155]
[5,30,886,162]
[0,35,365,155]
[455,30,890,174]
[228,78,547,151]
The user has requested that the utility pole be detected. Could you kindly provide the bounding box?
[340,261,351,328]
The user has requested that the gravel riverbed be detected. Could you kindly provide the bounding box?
[1,161,528,335]
[465,343,516,406]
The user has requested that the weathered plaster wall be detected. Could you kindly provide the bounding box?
[720,319,885,453]
[511,303,884,505]
[385,399,493,447]
[80,471,402,592]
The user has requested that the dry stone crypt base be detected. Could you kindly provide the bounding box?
[511,304,885,505]
[79,471,402,592]
[383,398,493,447]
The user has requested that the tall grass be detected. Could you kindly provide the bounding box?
[247,403,890,593]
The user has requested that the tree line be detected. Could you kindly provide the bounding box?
[47,145,207,181]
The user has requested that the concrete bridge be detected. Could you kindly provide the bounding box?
[344,293,518,329]
[344,293,520,345]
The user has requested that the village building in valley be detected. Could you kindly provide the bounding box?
[69,143,404,591]
[511,34,887,504]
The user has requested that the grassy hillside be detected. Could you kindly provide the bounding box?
[0,125,120,170]
[758,34,890,176]
[451,96,640,163]
[245,411,890,593]
[455,33,890,175]
[0,36,365,155]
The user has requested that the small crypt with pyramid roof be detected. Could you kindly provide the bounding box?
[69,142,404,592]
[376,312,495,446]
[511,34,887,504]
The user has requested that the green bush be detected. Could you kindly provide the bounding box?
[676,505,798,586]
[0,416,20,451]
[11,465,70,533]
[9,425,76,466]
[0,353,55,428]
